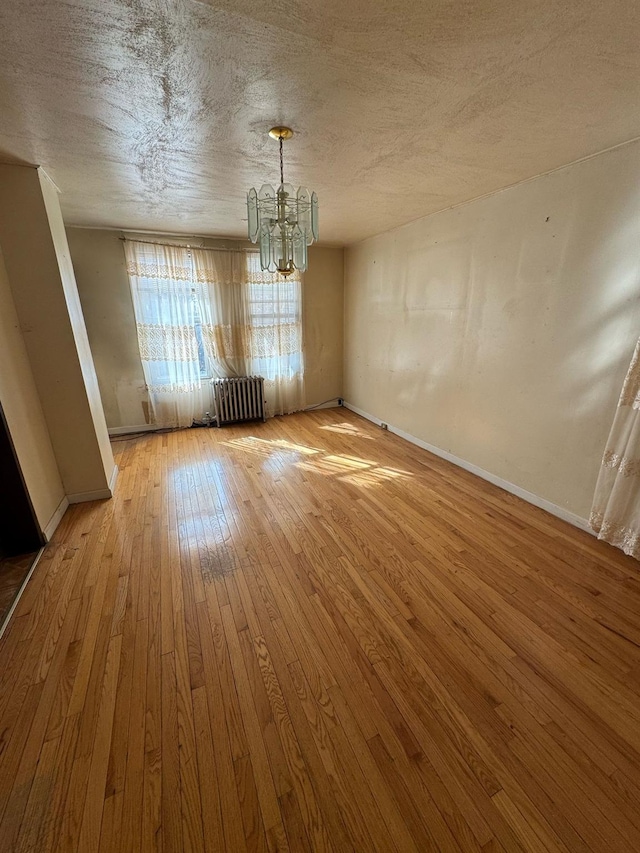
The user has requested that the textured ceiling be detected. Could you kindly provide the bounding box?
[1,0,639,244]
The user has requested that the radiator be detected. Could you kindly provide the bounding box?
[211,376,266,426]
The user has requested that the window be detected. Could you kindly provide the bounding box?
[125,240,305,423]
[191,291,209,378]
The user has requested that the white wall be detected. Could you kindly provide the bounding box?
[67,228,344,429]
[344,141,640,520]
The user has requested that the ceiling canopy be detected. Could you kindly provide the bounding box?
[1,0,639,244]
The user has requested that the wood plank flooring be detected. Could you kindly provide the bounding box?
[0,551,39,625]
[1,408,640,851]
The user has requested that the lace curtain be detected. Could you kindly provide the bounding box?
[191,248,305,417]
[590,337,640,559]
[125,241,207,428]
[125,240,305,426]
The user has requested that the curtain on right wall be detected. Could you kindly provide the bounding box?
[590,337,640,559]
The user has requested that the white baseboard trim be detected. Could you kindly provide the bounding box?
[344,402,592,535]
[108,423,161,436]
[43,495,69,541]
[67,488,112,504]
[66,464,119,505]
[0,546,46,640]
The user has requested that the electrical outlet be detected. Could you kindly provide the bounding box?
[338,398,343,406]
[380,422,388,430]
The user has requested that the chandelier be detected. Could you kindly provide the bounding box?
[247,126,318,277]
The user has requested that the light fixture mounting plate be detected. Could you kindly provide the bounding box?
[269,126,293,140]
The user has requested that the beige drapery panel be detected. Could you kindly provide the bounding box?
[190,248,305,417]
[590,337,640,559]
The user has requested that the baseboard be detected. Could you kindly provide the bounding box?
[344,402,592,535]
[66,464,119,505]
[43,495,69,541]
[67,488,112,504]
[0,546,46,640]
[108,423,161,436]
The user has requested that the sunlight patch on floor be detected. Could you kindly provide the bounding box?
[222,432,411,487]
[318,422,375,439]
[222,436,321,457]
[296,454,411,485]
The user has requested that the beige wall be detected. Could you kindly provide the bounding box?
[39,172,115,488]
[0,247,65,534]
[67,228,344,428]
[303,246,344,407]
[65,229,148,429]
[0,165,115,500]
[344,141,640,520]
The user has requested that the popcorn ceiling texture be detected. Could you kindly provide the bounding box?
[0,0,639,242]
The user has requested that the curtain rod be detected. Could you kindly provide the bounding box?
[119,236,257,253]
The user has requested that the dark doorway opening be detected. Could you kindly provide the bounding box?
[0,401,44,625]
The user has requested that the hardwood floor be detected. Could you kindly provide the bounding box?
[0,551,39,626]
[1,408,640,851]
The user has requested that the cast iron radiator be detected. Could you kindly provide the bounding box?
[211,376,266,426]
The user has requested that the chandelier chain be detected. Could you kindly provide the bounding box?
[279,135,284,185]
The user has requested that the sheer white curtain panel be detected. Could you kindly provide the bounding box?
[191,248,305,416]
[590,336,640,559]
[125,241,206,428]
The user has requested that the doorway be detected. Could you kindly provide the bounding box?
[0,402,44,625]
